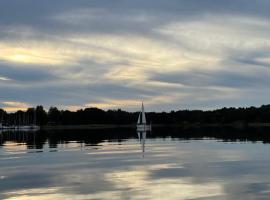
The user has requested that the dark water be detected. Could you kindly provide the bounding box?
[1,127,270,199]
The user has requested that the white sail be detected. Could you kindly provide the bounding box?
[141,102,146,124]
[137,102,146,124]
[137,113,141,124]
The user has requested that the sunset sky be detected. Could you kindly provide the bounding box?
[1,0,270,112]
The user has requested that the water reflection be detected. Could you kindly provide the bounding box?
[1,127,270,199]
[2,126,270,149]
[137,131,146,156]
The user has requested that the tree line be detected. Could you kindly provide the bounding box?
[1,104,270,126]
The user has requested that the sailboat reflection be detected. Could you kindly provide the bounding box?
[137,102,151,157]
[137,131,146,155]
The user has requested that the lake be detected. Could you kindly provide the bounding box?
[1,127,270,199]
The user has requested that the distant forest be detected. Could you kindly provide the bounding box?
[1,105,270,126]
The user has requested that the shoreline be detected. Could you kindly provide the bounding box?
[41,124,136,130]
[40,122,270,130]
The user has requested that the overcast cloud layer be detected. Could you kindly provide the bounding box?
[1,0,270,112]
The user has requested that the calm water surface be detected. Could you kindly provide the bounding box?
[1,128,270,199]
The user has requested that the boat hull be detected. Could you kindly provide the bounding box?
[15,125,40,131]
[1,125,40,131]
[137,124,151,132]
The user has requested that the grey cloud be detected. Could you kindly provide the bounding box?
[0,62,56,82]
[0,80,158,109]
[150,68,270,89]
[1,0,270,37]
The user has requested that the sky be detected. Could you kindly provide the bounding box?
[1,0,270,112]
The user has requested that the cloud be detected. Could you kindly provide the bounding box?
[1,101,30,112]
[0,76,11,81]
[1,0,270,111]
[0,62,57,82]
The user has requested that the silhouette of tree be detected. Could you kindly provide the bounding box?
[1,104,270,126]
[48,107,61,125]
[36,105,47,125]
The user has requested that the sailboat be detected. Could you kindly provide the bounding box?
[137,102,151,132]
[137,102,151,157]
